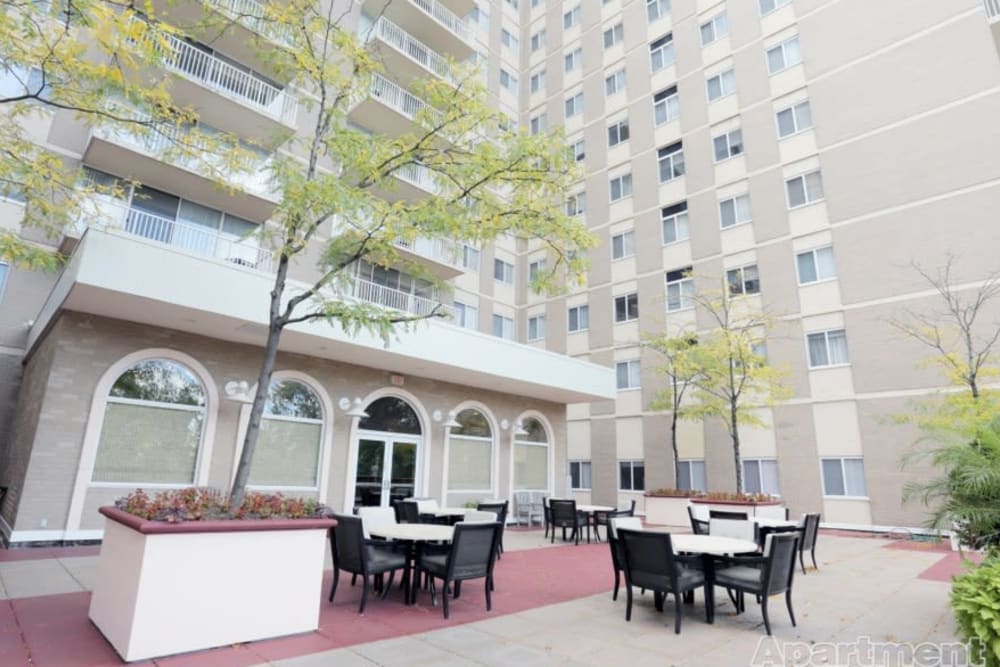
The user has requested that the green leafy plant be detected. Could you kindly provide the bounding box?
[115,488,326,522]
[645,488,705,498]
[644,488,778,503]
[952,557,1000,666]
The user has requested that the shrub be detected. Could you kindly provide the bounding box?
[116,488,327,522]
[644,489,778,503]
[952,558,1000,667]
[645,488,705,498]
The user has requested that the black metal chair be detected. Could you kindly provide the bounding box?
[757,524,800,552]
[594,506,634,543]
[687,505,709,535]
[709,509,749,521]
[477,501,509,557]
[549,499,588,544]
[607,516,643,601]
[714,532,799,635]
[618,529,710,634]
[416,521,502,619]
[542,496,552,537]
[396,500,420,524]
[799,513,821,573]
[328,514,407,614]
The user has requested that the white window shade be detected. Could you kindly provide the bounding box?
[93,402,203,483]
[248,417,321,487]
[514,443,548,490]
[448,436,492,490]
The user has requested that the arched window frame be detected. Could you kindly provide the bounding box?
[509,411,553,495]
[442,402,498,497]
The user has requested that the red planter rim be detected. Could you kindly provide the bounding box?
[100,506,337,535]
[688,498,784,506]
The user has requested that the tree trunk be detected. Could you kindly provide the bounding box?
[730,402,742,494]
[671,411,680,488]
[229,254,291,509]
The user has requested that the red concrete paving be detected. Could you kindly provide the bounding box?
[5,541,615,667]
[918,551,984,583]
[0,545,101,562]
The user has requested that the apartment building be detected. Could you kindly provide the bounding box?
[0,0,614,545]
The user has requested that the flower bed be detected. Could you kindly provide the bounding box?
[644,489,786,526]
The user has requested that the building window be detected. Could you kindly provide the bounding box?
[611,230,635,260]
[570,138,586,162]
[514,417,549,491]
[727,264,760,296]
[665,267,693,311]
[528,259,546,283]
[500,68,517,93]
[786,170,825,208]
[609,173,632,202]
[530,29,546,52]
[677,459,707,492]
[0,262,8,303]
[529,113,547,135]
[570,460,592,490]
[250,379,324,489]
[700,12,729,46]
[821,457,867,497]
[460,245,480,271]
[796,246,836,284]
[653,86,680,125]
[565,91,584,118]
[568,304,589,332]
[767,36,802,74]
[454,300,479,329]
[649,34,675,72]
[470,4,489,29]
[661,202,689,245]
[565,47,582,73]
[607,118,630,146]
[759,0,791,15]
[563,5,581,28]
[605,68,627,96]
[566,192,586,216]
[616,360,641,390]
[614,292,639,322]
[501,28,518,52]
[776,100,812,138]
[647,0,670,22]
[603,22,624,49]
[529,69,546,93]
[493,258,514,284]
[0,65,53,102]
[706,68,736,101]
[742,459,780,495]
[808,329,849,368]
[619,460,645,491]
[719,193,752,228]
[527,315,546,341]
[657,141,685,183]
[448,409,493,491]
[492,314,514,340]
[713,128,743,162]
[92,359,207,484]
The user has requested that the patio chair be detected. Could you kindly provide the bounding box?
[477,501,509,557]
[709,509,749,521]
[799,513,821,573]
[709,518,756,543]
[543,496,552,537]
[621,499,637,515]
[549,499,588,545]
[713,532,799,635]
[356,506,397,539]
[416,521,501,619]
[607,516,643,601]
[328,514,407,614]
[618,529,710,634]
[397,500,420,524]
[593,507,632,542]
[464,510,498,523]
[687,505,710,535]
[513,491,542,527]
[757,524,800,553]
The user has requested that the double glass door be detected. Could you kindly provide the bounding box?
[354,436,418,508]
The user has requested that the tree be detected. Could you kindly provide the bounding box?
[680,285,789,493]
[1,0,250,269]
[646,333,699,488]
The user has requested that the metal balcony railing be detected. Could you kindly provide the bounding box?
[349,276,452,318]
[394,237,460,266]
[986,0,1000,21]
[370,73,427,120]
[393,162,439,194]
[408,0,473,45]
[204,0,296,46]
[368,17,452,81]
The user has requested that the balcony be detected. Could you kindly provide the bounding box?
[349,276,453,319]
[987,0,1000,21]
[361,0,474,59]
[348,74,431,137]
[83,120,278,222]
[394,237,462,279]
[363,17,454,87]
[204,0,296,47]
[376,162,441,202]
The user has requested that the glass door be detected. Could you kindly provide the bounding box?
[387,441,417,506]
[355,439,386,507]
[353,436,420,508]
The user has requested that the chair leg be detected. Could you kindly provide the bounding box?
[625,584,633,621]
[328,565,340,602]
[380,571,396,600]
[485,576,493,611]
[761,595,772,636]
[811,546,818,570]
[351,573,358,586]
[673,593,683,635]
[785,589,796,627]
[453,580,462,599]
[799,549,807,574]
[442,579,451,619]
[359,575,370,615]
[612,569,620,601]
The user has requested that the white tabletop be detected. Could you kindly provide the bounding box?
[369,524,454,542]
[662,533,758,556]
[429,507,473,517]
[576,504,615,513]
[753,517,799,528]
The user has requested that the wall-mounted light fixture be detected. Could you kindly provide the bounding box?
[513,420,529,437]
[223,380,253,404]
[340,396,369,419]
[442,410,461,429]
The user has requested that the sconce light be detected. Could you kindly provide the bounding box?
[513,420,529,437]
[341,396,369,419]
[442,410,461,429]
[223,380,253,404]
[499,419,510,431]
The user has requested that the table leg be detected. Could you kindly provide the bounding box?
[703,554,715,624]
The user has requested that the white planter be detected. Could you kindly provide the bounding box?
[643,496,692,527]
[89,507,336,662]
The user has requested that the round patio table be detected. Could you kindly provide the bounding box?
[752,517,799,529]
[428,507,474,519]
[368,524,454,604]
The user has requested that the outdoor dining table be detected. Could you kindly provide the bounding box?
[427,507,474,522]
[752,516,799,529]
[368,523,454,604]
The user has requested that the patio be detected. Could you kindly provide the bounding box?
[0,529,963,666]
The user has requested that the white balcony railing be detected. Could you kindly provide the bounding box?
[987,0,1000,21]
[395,237,459,267]
[370,73,428,120]
[394,162,439,194]
[349,276,452,318]
[408,0,473,44]
[367,17,452,81]
[204,0,296,47]
[151,27,298,125]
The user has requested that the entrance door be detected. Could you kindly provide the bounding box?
[354,437,418,508]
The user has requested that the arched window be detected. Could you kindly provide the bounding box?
[248,379,324,488]
[359,397,422,434]
[92,359,206,484]
[448,409,493,491]
[513,417,548,491]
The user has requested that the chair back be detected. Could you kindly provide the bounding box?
[357,506,396,539]
[709,518,756,542]
[800,513,820,551]
[608,516,642,540]
[620,499,637,516]
[413,498,438,513]
[761,532,799,596]
[758,524,799,550]
[513,491,532,516]
[448,522,501,581]
[618,529,681,590]
[397,500,420,523]
[549,499,578,525]
[477,501,508,525]
[687,505,710,535]
[709,509,749,521]
[330,513,366,574]
[464,510,498,523]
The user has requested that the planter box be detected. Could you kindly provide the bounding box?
[689,498,786,521]
[89,507,336,662]
[643,496,695,527]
